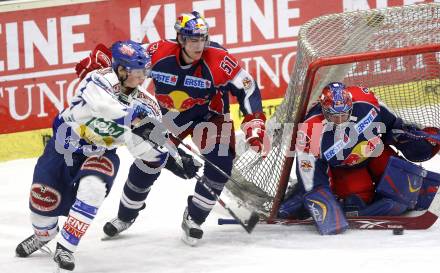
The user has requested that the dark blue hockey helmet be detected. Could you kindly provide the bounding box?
[111,40,151,75]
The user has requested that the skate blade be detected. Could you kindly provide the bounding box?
[101,234,119,241]
[54,266,71,273]
[181,231,199,247]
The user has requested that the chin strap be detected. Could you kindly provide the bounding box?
[181,47,194,64]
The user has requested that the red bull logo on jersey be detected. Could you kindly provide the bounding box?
[184,76,211,89]
[150,71,178,86]
[156,90,207,112]
[342,136,383,166]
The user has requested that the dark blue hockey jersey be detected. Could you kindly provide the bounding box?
[146,39,263,131]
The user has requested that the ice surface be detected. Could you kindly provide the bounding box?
[1,147,439,273]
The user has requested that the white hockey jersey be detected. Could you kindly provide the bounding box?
[53,68,165,161]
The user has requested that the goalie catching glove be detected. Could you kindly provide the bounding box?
[241,112,269,156]
[387,119,440,162]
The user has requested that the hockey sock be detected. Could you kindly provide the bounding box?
[30,212,59,242]
[117,163,160,222]
[58,175,106,252]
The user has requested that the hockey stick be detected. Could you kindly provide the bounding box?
[167,140,260,234]
[218,188,440,230]
[194,173,259,234]
[132,115,260,233]
[170,136,272,206]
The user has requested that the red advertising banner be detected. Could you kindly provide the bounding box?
[0,0,436,134]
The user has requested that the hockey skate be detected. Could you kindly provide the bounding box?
[102,217,134,238]
[181,207,203,246]
[53,243,75,272]
[15,234,51,257]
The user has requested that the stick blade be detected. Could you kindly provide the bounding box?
[244,212,260,233]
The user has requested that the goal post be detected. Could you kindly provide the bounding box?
[228,3,440,222]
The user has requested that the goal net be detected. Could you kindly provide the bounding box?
[228,3,440,221]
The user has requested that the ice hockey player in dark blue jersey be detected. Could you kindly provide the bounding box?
[15,40,176,271]
[278,82,440,235]
[75,11,266,246]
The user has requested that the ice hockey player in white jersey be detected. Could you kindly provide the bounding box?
[15,40,171,271]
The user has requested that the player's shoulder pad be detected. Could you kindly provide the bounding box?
[206,41,228,52]
[297,105,325,155]
[135,86,162,119]
[202,42,241,85]
[89,67,121,95]
[304,103,326,124]
[347,86,380,108]
[147,40,179,64]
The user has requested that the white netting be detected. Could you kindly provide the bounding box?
[228,3,440,219]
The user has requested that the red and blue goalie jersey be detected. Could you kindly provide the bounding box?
[295,86,399,192]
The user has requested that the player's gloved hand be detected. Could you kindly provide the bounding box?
[241,112,269,156]
[165,147,201,179]
[131,117,168,147]
[75,43,112,80]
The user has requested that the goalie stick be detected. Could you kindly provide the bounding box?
[167,138,260,234]
[218,186,440,230]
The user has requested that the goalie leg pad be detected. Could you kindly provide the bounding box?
[416,170,440,210]
[278,193,305,219]
[359,197,408,216]
[278,184,309,219]
[376,156,425,209]
[303,186,348,235]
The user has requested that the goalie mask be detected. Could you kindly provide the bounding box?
[320,82,353,125]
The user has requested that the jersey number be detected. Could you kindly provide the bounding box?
[220,56,238,75]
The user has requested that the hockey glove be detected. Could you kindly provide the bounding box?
[165,147,201,179]
[131,117,169,147]
[75,43,112,80]
[241,112,269,156]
